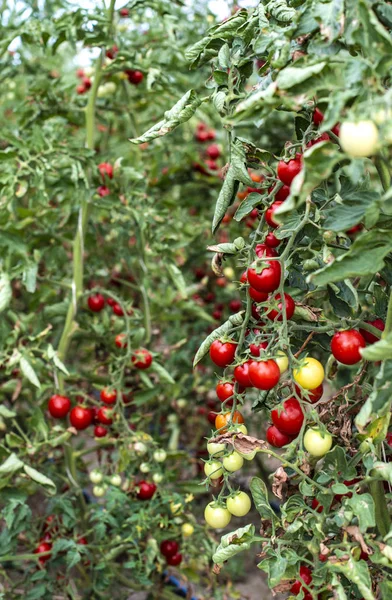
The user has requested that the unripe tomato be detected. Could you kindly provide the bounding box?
[89,469,103,484]
[166,552,182,566]
[266,293,295,321]
[152,472,163,484]
[97,406,113,425]
[265,232,280,248]
[70,405,92,430]
[215,411,244,432]
[207,441,226,457]
[110,474,122,487]
[266,425,293,447]
[136,480,157,500]
[132,348,153,369]
[88,294,105,312]
[100,388,117,405]
[255,243,278,258]
[233,423,248,435]
[153,449,167,463]
[249,286,269,303]
[359,318,385,344]
[331,330,366,365]
[134,441,148,455]
[303,428,332,457]
[247,261,281,294]
[275,351,289,374]
[222,451,243,472]
[271,398,304,435]
[94,425,108,438]
[115,333,127,348]
[93,485,106,497]
[140,462,150,473]
[291,565,313,595]
[293,357,324,390]
[34,542,52,565]
[204,502,231,528]
[265,201,284,228]
[160,540,179,557]
[204,460,223,479]
[48,394,71,418]
[248,359,280,390]
[233,360,253,387]
[277,156,302,185]
[226,491,251,517]
[340,120,379,157]
[295,383,323,403]
[209,339,237,368]
[181,523,194,537]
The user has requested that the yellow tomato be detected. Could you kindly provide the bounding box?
[275,350,288,374]
[294,357,324,390]
[181,523,194,537]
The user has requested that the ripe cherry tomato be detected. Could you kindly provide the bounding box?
[311,498,323,513]
[359,318,385,344]
[313,108,324,125]
[265,232,280,248]
[248,359,280,390]
[265,201,284,228]
[106,297,116,307]
[88,294,105,312]
[249,341,268,356]
[160,540,179,557]
[209,339,237,368]
[48,394,71,419]
[293,357,324,390]
[222,451,243,472]
[233,360,253,387]
[266,292,295,321]
[277,156,302,185]
[112,303,124,316]
[226,491,251,517]
[331,330,366,365]
[126,69,144,85]
[100,388,117,405]
[339,120,379,157]
[70,406,92,430]
[206,144,220,159]
[255,243,278,258]
[295,383,323,403]
[115,333,127,348]
[271,398,304,435]
[132,348,153,369]
[98,162,113,179]
[34,541,52,565]
[216,381,237,402]
[266,425,293,448]
[204,502,231,528]
[247,260,281,294]
[303,428,332,457]
[291,565,313,595]
[268,184,291,202]
[306,132,330,147]
[215,411,244,432]
[166,552,182,566]
[248,286,269,303]
[94,425,108,438]
[136,480,157,500]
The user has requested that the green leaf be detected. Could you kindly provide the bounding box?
[212,167,239,233]
[330,556,375,600]
[323,185,380,232]
[0,273,12,313]
[250,477,279,525]
[0,453,24,475]
[22,262,38,293]
[207,238,245,255]
[266,0,296,22]
[130,90,202,144]
[212,524,255,564]
[231,138,254,186]
[166,263,188,299]
[370,461,392,484]
[276,62,327,90]
[312,0,345,42]
[193,312,244,367]
[19,356,41,389]
[47,344,69,375]
[356,361,392,429]
[234,193,263,222]
[361,332,392,361]
[327,280,358,317]
[0,406,16,418]
[345,493,375,532]
[148,362,175,385]
[310,230,392,286]
[23,464,56,494]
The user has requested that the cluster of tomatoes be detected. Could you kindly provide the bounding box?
[96,161,114,199]
[193,122,222,175]
[33,515,87,567]
[160,539,183,567]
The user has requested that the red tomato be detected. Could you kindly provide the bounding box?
[249,341,267,356]
[97,185,110,197]
[334,478,361,502]
[100,388,117,405]
[160,540,179,557]
[359,318,385,344]
[136,480,157,500]
[265,232,280,248]
[216,381,238,403]
[247,261,281,294]
[206,159,218,171]
[126,69,144,85]
[94,425,108,438]
[266,425,293,447]
[277,156,302,185]
[97,406,113,425]
[88,294,105,312]
[132,348,153,369]
[48,394,71,419]
[233,360,253,388]
[195,130,209,142]
[271,398,304,435]
[209,340,237,368]
[249,286,269,303]
[115,333,127,348]
[306,132,330,147]
[269,184,291,202]
[266,293,295,321]
[106,297,116,307]
[106,45,118,59]
[331,330,366,365]
[70,406,92,430]
[119,7,129,16]
[207,130,216,140]
[291,566,313,595]
[386,432,392,447]
[255,243,278,258]
[295,383,323,403]
[206,144,220,159]
[311,498,323,513]
[229,299,242,312]
[112,303,124,316]
[98,162,113,180]
[265,201,284,228]
[207,410,218,425]
[248,359,280,390]
[34,541,52,565]
[212,309,222,321]
[166,552,182,566]
[313,108,324,125]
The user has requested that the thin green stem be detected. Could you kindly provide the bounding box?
[375,156,391,193]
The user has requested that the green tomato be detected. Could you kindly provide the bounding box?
[237,448,257,461]
[204,502,231,529]
[89,469,103,484]
[222,451,244,472]
[153,449,167,463]
[177,398,187,409]
[340,120,379,157]
[204,460,223,479]
[275,351,288,374]
[93,485,106,497]
[134,441,148,455]
[140,462,150,473]
[233,423,248,435]
[226,491,251,517]
[181,523,194,537]
[152,472,163,484]
[110,474,122,487]
[207,441,226,457]
[304,428,333,457]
